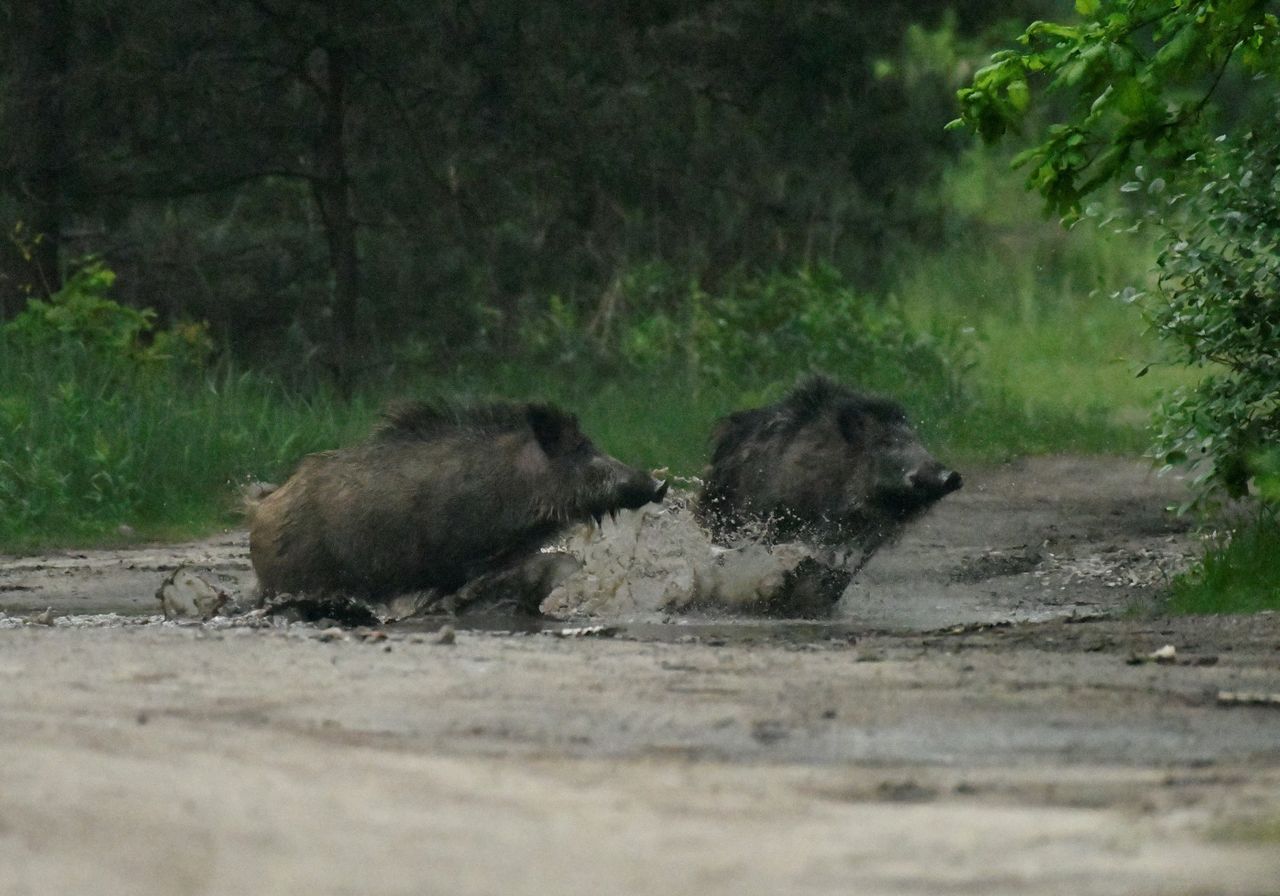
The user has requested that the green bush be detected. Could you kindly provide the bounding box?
[512,265,974,408]
[4,259,212,368]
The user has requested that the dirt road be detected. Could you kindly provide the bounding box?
[2,457,1278,895]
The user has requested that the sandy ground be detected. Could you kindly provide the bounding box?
[2,456,1279,896]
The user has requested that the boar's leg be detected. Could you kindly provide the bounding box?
[761,558,854,618]
[260,593,382,627]
[444,551,584,617]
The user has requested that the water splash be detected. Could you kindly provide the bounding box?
[543,488,852,618]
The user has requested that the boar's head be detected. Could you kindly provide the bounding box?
[521,404,668,527]
[699,376,960,548]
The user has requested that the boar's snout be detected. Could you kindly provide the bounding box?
[905,464,963,498]
[652,477,670,503]
[591,454,669,513]
[616,472,668,509]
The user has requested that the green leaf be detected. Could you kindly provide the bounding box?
[1026,21,1083,43]
[1075,0,1100,16]
[1089,83,1114,114]
[1007,79,1030,112]
[1010,145,1041,168]
[1059,57,1089,88]
[1155,21,1200,69]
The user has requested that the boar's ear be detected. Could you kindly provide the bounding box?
[836,405,866,446]
[526,404,581,456]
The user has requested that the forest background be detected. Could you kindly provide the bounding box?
[1,0,1274,609]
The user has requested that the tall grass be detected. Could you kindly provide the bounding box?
[891,146,1197,456]
[0,347,365,549]
[1166,514,1280,615]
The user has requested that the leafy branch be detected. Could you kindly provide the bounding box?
[949,0,1278,219]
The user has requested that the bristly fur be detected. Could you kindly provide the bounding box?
[709,376,906,463]
[785,375,907,427]
[372,400,574,442]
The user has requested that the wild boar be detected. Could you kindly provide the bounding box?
[249,400,667,605]
[698,375,961,563]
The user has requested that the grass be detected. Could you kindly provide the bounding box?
[0,331,1137,554]
[892,145,1200,459]
[0,348,370,551]
[2,236,1268,620]
[0,234,1171,552]
[1166,514,1280,615]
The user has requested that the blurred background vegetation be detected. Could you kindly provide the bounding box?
[0,0,1238,598]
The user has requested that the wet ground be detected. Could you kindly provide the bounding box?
[2,456,1279,895]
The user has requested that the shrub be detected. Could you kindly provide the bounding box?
[1167,511,1280,615]
[513,264,974,412]
[1141,131,1280,512]
[4,258,212,369]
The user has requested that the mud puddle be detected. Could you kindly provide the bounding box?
[402,616,871,645]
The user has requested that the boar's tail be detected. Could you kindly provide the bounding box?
[240,480,279,517]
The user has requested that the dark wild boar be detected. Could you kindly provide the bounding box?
[698,375,961,565]
[250,401,667,605]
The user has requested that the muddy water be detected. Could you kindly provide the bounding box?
[0,458,1198,633]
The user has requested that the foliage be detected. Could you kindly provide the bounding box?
[1,0,1031,355]
[3,259,212,368]
[475,266,974,418]
[1140,126,1280,510]
[0,248,1167,551]
[951,0,1280,220]
[0,262,340,547]
[422,259,1150,466]
[954,1,1280,522]
[892,142,1175,424]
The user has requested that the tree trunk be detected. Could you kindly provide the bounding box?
[311,42,361,392]
[4,0,70,311]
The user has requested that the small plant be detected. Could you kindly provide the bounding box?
[1167,511,1280,615]
[3,258,213,369]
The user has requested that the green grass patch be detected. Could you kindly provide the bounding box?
[1166,514,1280,615]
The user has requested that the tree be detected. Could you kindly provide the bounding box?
[951,0,1280,508]
[4,1,1038,371]
[1,0,72,307]
[3,0,426,386]
[951,0,1279,219]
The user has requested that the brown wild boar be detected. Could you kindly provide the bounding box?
[249,401,667,605]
